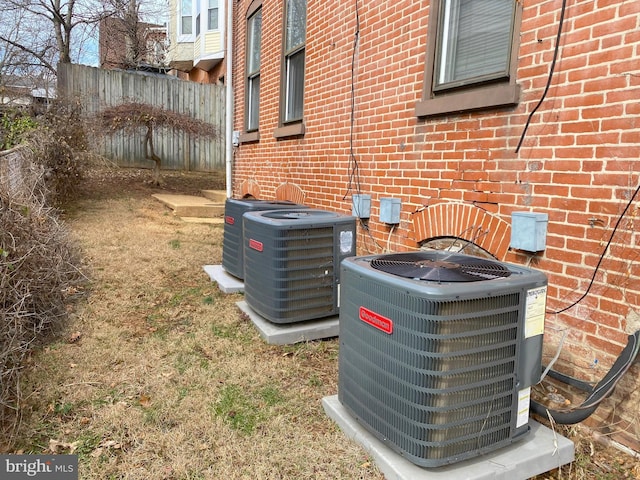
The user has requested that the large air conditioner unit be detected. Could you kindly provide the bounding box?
[338,251,547,467]
[243,209,357,324]
[222,199,306,279]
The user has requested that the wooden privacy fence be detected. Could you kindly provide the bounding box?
[0,147,28,197]
[57,63,225,172]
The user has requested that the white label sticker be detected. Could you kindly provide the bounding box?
[516,387,531,428]
[525,286,547,338]
[340,230,354,254]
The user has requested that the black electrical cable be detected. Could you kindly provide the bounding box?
[345,0,362,198]
[543,366,594,393]
[515,0,568,153]
[538,185,640,420]
[342,0,383,253]
[549,182,640,314]
[531,330,640,424]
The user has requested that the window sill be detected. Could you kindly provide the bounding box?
[274,122,305,139]
[239,131,260,144]
[415,83,520,118]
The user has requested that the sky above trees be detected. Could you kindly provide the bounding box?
[0,0,167,81]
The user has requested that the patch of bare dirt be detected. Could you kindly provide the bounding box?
[76,165,227,200]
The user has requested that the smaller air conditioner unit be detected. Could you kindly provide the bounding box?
[338,251,547,467]
[222,198,306,279]
[243,209,357,324]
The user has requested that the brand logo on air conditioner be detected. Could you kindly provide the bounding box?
[225,215,235,225]
[249,239,263,252]
[359,307,393,334]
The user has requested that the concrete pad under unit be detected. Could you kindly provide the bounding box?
[203,265,244,293]
[322,395,574,480]
[237,300,339,345]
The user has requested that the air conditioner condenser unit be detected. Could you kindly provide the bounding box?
[338,251,548,467]
[243,209,357,324]
[222,198,307,279]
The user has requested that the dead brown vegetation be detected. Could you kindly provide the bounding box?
[3,167,383,479]
[33,99,89,202]
[2,167,637,479]
[0,152,85,439]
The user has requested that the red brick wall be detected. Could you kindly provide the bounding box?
[99,18,167,70]
[231,0,640,451]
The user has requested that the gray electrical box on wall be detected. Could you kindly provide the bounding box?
[510,212,548,252]
[380,198,401,224]
[352,194,371,219]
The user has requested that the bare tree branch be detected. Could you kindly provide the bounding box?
[0,34,57,74]
[96,102,219,185]
[0,0,165,86]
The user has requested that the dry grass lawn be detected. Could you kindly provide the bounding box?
[9,167,383,479]
[5,167,638,479]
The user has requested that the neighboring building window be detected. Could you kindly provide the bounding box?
[281,0,306,125]
[246,7,262,132]
[180,0,193,36]
[416,0,522,117]
[195,0,201,36]
[208,0,219,30]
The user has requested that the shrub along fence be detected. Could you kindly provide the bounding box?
[57,63,225,172]
[0,148,85,436]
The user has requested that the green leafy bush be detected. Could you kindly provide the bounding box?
[0,111,38,150]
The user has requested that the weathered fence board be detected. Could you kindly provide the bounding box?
[57,63,225,172]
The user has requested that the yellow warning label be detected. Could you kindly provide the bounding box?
[525,286,546,338]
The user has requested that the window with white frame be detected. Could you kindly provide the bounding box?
[416,0,521,117]
[180,0,193,36]
[208,0,219,30]
[281,0,306,125]
[245,7,262,132]
[195,0,201,36]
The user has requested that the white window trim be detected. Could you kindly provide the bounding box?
[177,0,195,43]
[208,0,220,31]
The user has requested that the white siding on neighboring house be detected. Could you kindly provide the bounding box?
[167,0,224,73]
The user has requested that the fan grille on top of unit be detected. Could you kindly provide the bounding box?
[370,252,512,282]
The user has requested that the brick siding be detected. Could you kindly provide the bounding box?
[231,0,640,451]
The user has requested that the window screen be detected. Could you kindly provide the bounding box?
[283,0,306,123]
[246,8,262,131]
[181,0,193,35]
[435,0,514,90]
[208,0,219,30]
